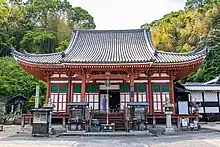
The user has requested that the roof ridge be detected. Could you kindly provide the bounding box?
[184,84,220,86]
[23,50,61,57]
[157,48,207,56]
[143,29,156,53]
[74,28,146,32]
[11,46,61,57]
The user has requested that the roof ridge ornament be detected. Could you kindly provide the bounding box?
[61,52,65,58]
[154,50,158,57]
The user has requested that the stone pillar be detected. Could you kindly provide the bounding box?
[11,104,14,114]
[165,112,172,128]
[177,116,181,128]
[130,73,134,102]
[17,103,21,115]
[152,116,156,128]
[62,117,66,128]
[21,115,25,129]
[35,85,40,108]
[164,111,175,134]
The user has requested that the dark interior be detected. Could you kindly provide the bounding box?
[99,90,120,112]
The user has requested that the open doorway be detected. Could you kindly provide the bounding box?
[99,90,120,112]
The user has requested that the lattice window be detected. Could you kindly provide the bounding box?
[86,93,99,111]
[152,84,169,113]
[153,92,161,112]
[138,92,147,102]
[120,93,130,109]
[50,84,67,113]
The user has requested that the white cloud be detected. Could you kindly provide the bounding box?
[70,0,187,29]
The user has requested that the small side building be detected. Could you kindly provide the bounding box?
[184,80,220,122]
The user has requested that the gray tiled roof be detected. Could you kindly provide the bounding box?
[204,76,220,84]
[184,84,220,91]
[11,29,207,64]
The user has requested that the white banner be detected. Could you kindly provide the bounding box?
[100,94,108,112]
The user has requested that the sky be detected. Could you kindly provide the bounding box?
[71,0,187,30]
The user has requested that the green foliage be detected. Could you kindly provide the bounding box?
[68,7,96,29]
[26,95,46,111]
[142,1,220,83]
[0,0,96,112]
[185,0,220,9]
[0,57,46,106]
[187,24,220,82]
[185,0,206,9]
[19,0,96,54]
[0,0,25,55]
[142,7,216,52]
[55,40,69,52]
[0,0,95,56]
[20,28,56,53]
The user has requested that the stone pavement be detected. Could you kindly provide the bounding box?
[0,124,220,147]
[1,133,220,147]
[0,125,22,139]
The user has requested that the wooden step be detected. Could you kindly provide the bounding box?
[93,112,125,131]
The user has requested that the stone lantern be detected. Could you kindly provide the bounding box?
[163,97,175,134]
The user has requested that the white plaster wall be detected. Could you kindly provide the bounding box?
[204,92,218,102]
[205,107,219,113]
[191,92,203,102]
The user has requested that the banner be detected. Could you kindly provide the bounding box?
[100,94,108,112]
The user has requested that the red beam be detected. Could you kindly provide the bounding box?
[86,74,130,80]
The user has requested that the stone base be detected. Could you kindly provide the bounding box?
[49,127,56,135]
[163,127,175,135]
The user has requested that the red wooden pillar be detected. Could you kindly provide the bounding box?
[67,73,72,103]
[130,73,134,102]
[46,75,51,104]
[81,73,86,102]
[148,74,153,114]
[67,73,72,114]
[169,74,175,114]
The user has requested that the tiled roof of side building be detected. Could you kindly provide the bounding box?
[11,29,207,64]
[184,84,220,91]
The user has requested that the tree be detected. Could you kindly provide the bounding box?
[187,12,220,82]
[142,7,217,53]
[55,40,69,52]
[20,0,96,53]
[0,0,25,56]
[68,7,96,29]
[185,0,206,9]
[0,0,96,112]
[185,0,220,9]
[0,57,46,109]
[20,28,56,53]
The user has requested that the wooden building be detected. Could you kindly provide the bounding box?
[12,29,207,125]
[184,79,220,121]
